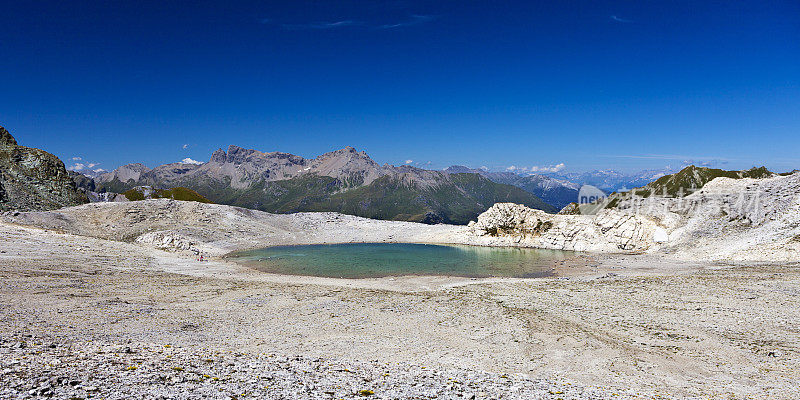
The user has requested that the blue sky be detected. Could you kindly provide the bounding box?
[1,1,798,174]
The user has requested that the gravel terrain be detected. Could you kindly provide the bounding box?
[1,334,620,400]
[1,219,799,399]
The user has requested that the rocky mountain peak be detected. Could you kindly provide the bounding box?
[0,126,17,147]
[211,148,227,163]
[444,165,478,174]
[122,163,149,172]
[225,145,257,163]
[321,146,373,159]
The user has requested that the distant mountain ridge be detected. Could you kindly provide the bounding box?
[602,165,776,208]
[548,168,677,193]
[96,145,555,224]
[0,126,88,211]
[444,166,579,210]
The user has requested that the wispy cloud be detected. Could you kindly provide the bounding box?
[281,20,361,30]
[604,154,733,168]
[182,144,189,150]
[404,159,413,164]
[610,15,633,23]
[378,14,434,29]
[267,14,435,31]
[605,154,732,162]
[681,159,729,167]
[71,156,82,161]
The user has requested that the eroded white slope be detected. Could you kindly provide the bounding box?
[470,172,800,262]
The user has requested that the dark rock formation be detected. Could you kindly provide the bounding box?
[69,170,96,192]
[0,126,88,211]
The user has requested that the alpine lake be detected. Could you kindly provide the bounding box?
[227,243,576,279]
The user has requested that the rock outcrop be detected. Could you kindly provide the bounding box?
[0,126,88,211]
[469,203,660,252]
[470,171,800,261]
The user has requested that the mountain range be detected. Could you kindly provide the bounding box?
[94,145,555,224]
[547,168,677,193]
[443,166,580,210]
[3,124,785,225]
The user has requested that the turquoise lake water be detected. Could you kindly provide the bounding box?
[227,243,575,279]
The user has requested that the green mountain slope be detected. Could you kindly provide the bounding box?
[122,186,213,203]
[603,165,775,208]
[160,173,554,225]
[317,173,555,224]
[105,173,555,224]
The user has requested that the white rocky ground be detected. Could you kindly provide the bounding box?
[0,199,464,257]
[1,172,799,399]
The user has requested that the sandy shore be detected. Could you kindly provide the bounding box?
[1,218,799,399]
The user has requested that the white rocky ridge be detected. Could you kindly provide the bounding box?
[469,172,800,262]
[468,203,660,252]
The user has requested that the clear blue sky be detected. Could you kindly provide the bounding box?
[1,1,798,174]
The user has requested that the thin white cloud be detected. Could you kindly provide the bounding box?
[506,165,518,171]
[610,15,632,23]
[182,144,189,150]
[181,158,204,165]
[71,156,82,161]
[272,15,435,31]
[404,159,414,164]
[282,20,360,30]
[605,154,733,162]
[378,14,434,29]
[70,163,85,171]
